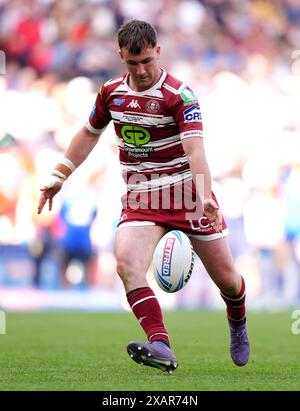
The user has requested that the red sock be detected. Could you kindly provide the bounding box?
[220,277,246,326]
[127,287,170,344]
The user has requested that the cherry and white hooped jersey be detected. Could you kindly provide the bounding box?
[86,69,203,191]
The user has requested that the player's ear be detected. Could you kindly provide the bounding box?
[156,45,161,59]
[119,49,125,63]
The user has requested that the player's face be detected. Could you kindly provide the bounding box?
[119,46,161,92]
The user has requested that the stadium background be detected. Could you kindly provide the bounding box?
[0,0,300,313]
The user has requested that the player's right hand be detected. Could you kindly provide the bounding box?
[203,198,223,233]
[37,179,63,214]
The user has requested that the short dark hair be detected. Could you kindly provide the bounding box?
[117,20,157,55]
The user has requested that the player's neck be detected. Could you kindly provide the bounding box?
[128,68,163,92]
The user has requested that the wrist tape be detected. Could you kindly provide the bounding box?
[51,169,67,184]
[60,157,76,173]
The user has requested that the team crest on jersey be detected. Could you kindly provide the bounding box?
[183,105,202,123]
[127,99,141,109]
[146,99,160,114]
[180,88,198,106]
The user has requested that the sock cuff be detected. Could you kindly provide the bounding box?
[127,287,156,308]
[126,287,150,298]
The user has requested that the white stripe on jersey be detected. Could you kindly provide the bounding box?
[117,136,182,154]
[110,110,176,127]
[121,155,189,173]
[104,76,124,86]
[85,122,106,135]
[180,130,203,139]
[162,83,179,95]
[162,82,188,95]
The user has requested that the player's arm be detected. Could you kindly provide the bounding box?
[38,84,111,215]
[182,137,222,232]
[37,125,100,214]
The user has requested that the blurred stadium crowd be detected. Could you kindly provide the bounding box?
[0,0,300,310]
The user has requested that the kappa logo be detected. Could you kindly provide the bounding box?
[127,99,141,109]
[183,105,202,123]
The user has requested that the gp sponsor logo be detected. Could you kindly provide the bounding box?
[121,125,150,147]
[183,105,202,123]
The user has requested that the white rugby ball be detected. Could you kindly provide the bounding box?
[152,230,195,293]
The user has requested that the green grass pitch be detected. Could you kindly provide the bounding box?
[0,311,299,391]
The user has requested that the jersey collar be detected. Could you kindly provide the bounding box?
[124,68,167,95]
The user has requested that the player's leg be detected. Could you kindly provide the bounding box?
[190,236,250,366]
[115,224,177,372]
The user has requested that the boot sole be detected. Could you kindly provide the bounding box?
[127,343,178,374]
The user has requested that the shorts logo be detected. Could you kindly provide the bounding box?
[121,125,150,147]
[146,99,160,113]
[127,99,141,109]
[119,213,127,223]
[189,217,212,232]
[180,88,198,105]
[183,105,202,123]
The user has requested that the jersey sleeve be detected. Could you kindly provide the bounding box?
[85,85,112,134]
[172,86,203,140]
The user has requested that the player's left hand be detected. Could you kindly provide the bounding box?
[203,198,223,233]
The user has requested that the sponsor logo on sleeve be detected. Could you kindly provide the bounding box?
[90,103,96,118]
[183,105,202,123]
[181,130,203,139]
[180,88,198,105]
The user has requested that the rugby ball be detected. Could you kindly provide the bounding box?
[152,230,195,293]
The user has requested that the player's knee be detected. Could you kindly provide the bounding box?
[116,255,138,280]
[218,273,242,295]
